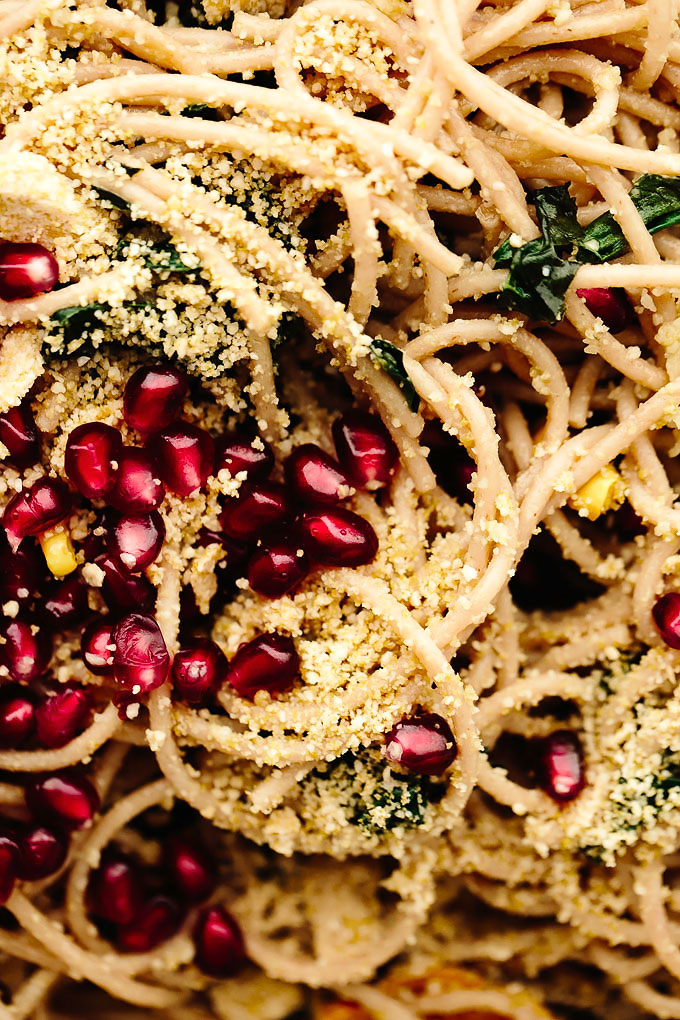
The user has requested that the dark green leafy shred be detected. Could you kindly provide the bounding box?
[369,338,419,412]
[93,187,132,211]
[498,237,579,323]
[577,174,680,263]
[181,104,221,121]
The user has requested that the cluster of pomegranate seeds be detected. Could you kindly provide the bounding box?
[171,639,227,706]
[117,894,184,953]
[652,592,680,649]
[385,712,458,776]
[0,241,59,302]
[537,730,585,802]
[194,906,246,977]
[576,287,634,334]
[0,401,41,470]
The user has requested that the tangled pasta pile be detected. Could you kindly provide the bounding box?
[2,0,680,1017]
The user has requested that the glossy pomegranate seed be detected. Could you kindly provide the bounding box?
[39,574,89,630]
[194,906,246,977]
[0,241,59,301]
[0,401,40,470]
[16,824,68,880]
[220,483,290,542]
[123,364,188,435]
[35,687,91,748]
[538,730,585,802]
[385,713,457,776]
[91,853,144,925]
[653,592,680,649]
[111,613,169,694]
[0,540,42,607]
[214,431,274,481]
[81,616,114,676]
[164,834,216,902]
[226,632,299,700]
[0,687,35,747]
[0,837,18,904]
[296,508,378,567]
[247,540,309,599]
[64,423,122,501]
[2,477,70,552]
[109,447,164,513]
[332,410,398,490]
[147,421,214,497]
[94,552,156,615]
[284,444,351,505]
[171,639,227,706]
[110,511,165,573]
[0,618,52,683]
[26,773,99,830]
[576,287,634,334]
[117,894,183,953]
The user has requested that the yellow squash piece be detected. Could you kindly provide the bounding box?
[39,527,78,578]
[568,464,623,521]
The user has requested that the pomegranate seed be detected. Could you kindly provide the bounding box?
[109,447,164,513]
[0,618,52,683]
[0,401,40,470]
[538,730,585,802]
[214,431,274,481]
[171,639,227,706]
[91,853,143,925]
[220,483,290,543]
[35,687,91,749]
[110,511,165,573]
[296,508,378,567]
[613,501,645,541]
[653,592,680,649]
[147,421,214,497]
[576,287,634,334]
[94,552,156,614]
[423,423,475,505]
[284,444,351,505]
[194,906,246,977]
[164,834,216,902]
[0,837,18,904]
[332,410,398,490]
[39,575,89,630]
[65,423,122,501]
[2,477,70,552]
[0,687,35,747]
[0,241,59,301]
[0,540,42,607]
[111,613,169,694]
[26,773,99,830]
[226,633,299,700]
[81,616,114,676]
[16,824,68,880]
[117,894,183,953]
[385,713,457,776]
[247,540,309,599]
[123,364,188,435]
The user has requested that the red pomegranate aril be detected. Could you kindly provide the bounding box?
[65,423,122,501]
[110,511,165,573]
[94,552,156,615]
[385,713,457,776]
[0,688,35,747]
[0,618,52,683]
[81,616,114,676]
[0,402,40,470]
[16,824,68,880]
[123,364,188,435]
[538,730,585,802]
[26,773,99,830]
[0,837,18,904]
[576,287,634,334]
[284,444,351,505]
[220,482,290,543]
[109,447,164,513]
[0,241,59,301]
[117,894,183,953]
[35,687,91,749]
[164,834,216,903]
[296,508,378,567]
[2,477,71,552]
[147,421,214,497]
[214,431,274,481]
[111,613,169,694]
[0,541,42,607]
[226,632,299,700]
[653,592,680,649]
[194,906,246,977]
[172,639,227,706]
[332,410,399,490]
[91,854,143,925]
[39,575,89,630]
[248,541,309,599]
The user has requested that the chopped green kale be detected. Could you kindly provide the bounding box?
[369,339,420,413]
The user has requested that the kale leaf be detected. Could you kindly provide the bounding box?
[577,174,680,263]
[369,338,420,412]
